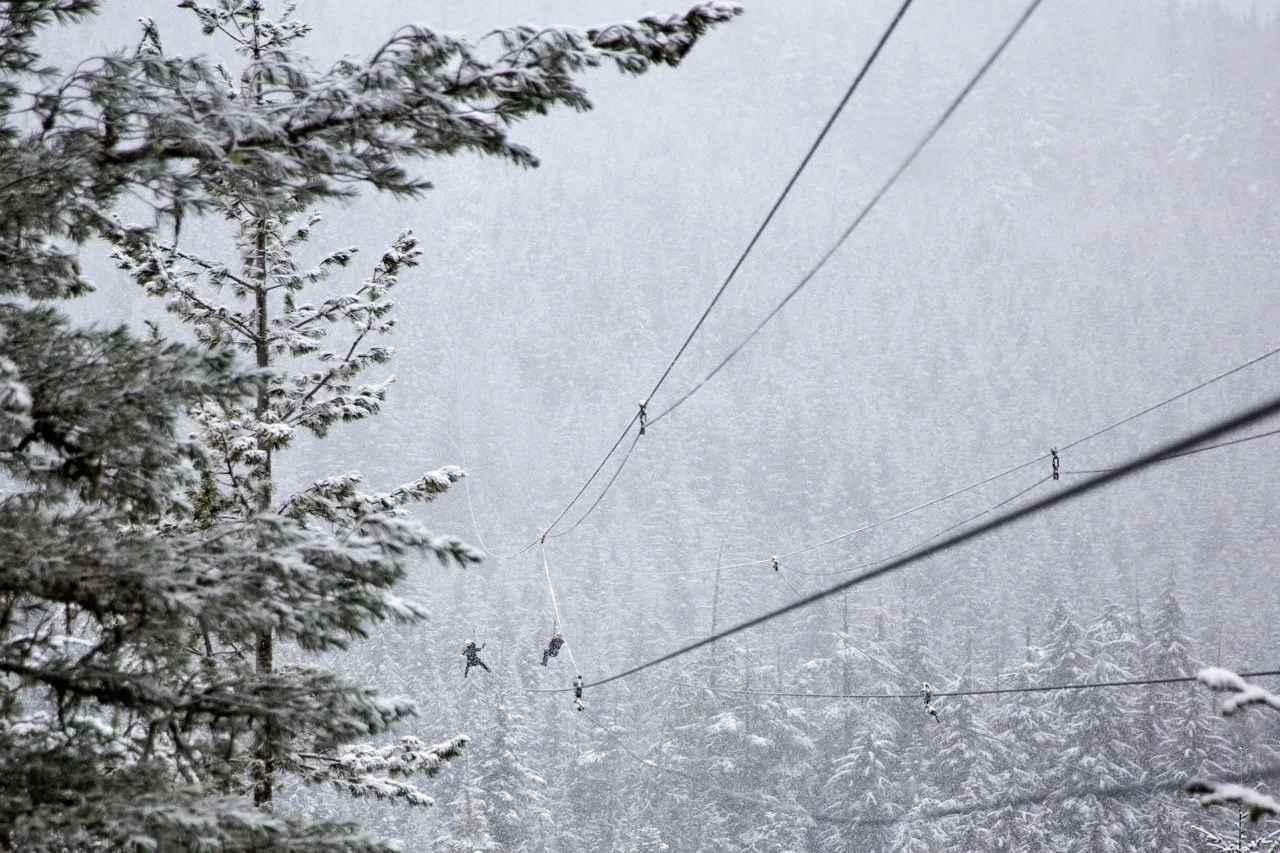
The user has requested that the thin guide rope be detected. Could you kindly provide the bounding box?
[1062,424,1280,475]
[580,392,1280,690]
[541,542,581,675]
[630,341,1280,579]
[457,417,540,560]
[789,473,1052,578]
[652,668,1280,701]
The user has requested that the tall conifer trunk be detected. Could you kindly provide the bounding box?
[252,217,275,808]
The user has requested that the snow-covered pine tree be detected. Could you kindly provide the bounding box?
[0,0,740,848]
[440,689,551,852]
[0,3,311,848]
[819,726,902,851]
[924,678,1015,852]
[114,188,480,811]
[1064,604,1145,850]
[985,638,1060,851]
[1146,579,1239,851]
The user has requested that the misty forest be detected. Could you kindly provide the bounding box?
[2,0,1279,850]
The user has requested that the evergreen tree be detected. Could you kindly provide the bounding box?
[819,723,902,851]
[114,180,479,810]
[471,693,553,851]
[1071,605,1145,851]
[441,764,502,853]
[928,688,1014,852]
[0,0,740,848]
[987,639,1060,851]
[1146,578,1237,850]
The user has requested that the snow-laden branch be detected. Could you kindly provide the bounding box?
[1186,780,1280,822]
[79,1,742,207]
[1197,667,1280,715]
[294,735,469,808]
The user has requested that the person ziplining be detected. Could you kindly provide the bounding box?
[921,682,940,723]
[542,632,564,666]
[463,640,490,677]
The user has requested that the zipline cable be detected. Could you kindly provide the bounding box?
[572,391,1280,691]
[541,410,641,539]
[787,472,1052,577]
[463,0,1279,549]
[549,431,642,539]
[652,668,1280,701]
[456,0,1274,552]
[460,0,1274,552]
[648,0,1046,427]
[1057,351,1280,454]
[1061,424,1280,476]
[641,0,919,410]
[621,341,1280,579]
[459,408,639,554]
[526,0,922,541]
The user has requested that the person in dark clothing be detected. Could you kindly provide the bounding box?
[921,682,939,723]
[542,632,564,666]
[463,641,490,677]
[573,674,585,712]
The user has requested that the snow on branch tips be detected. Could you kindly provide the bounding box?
[0,0,737,845]
[1197,667,1280,715]
[295,736,469,808]
[85,1,743,207]
[1186,780,1280,822]
[587,2,744,72]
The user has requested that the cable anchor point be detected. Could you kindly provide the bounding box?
[1051,448,1060,481]
[638,401,648,436]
